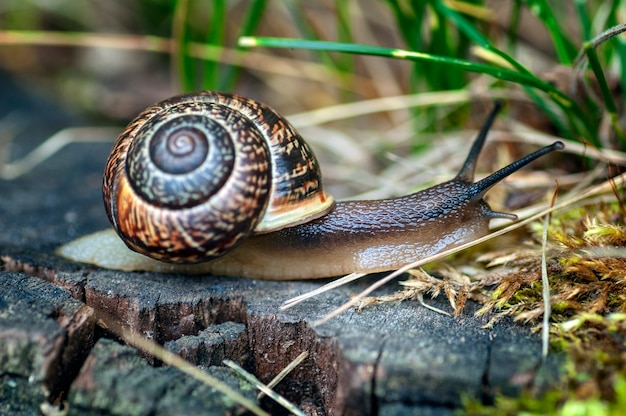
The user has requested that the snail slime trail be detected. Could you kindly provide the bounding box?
[57,93,564,280]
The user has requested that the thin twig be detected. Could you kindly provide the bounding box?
[224,360,306,416]
[541,183,559,359]
[258,351,309,399]
[0,127,118,180]
[105,317,269,416]
[281,273,365,310]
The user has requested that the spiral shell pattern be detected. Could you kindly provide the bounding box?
[103,91,334,263]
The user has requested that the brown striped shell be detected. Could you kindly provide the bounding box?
[103,91,334,263]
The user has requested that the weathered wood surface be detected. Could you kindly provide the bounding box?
[0,73,563,415]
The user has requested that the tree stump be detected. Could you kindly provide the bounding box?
[0,72,562,415]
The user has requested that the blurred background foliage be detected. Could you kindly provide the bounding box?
[0,1,625,195]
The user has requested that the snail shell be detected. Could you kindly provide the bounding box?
[104,91,334,263]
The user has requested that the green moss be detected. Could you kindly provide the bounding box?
[463,376,626,416]
[461,201,626,413]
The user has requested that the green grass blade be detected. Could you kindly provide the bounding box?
[585,44,617,115]
[427,4,465,91]
[574,0,591,42]
[282,3,335,68]
[385,0,427,92]
[386,0,425,52]
[172,0,195,92]
[202,0,227,90]
[582,27,626,145]
[220,0,268,91]
[335,0,354,75]
[616,38,626,95]
[242,37,560,98]
[603,1,625,66]
[506,0,522,50]
[429,0,598,143]
[523,0,577,64]
[432,0,532,76]
[240,36,596,142]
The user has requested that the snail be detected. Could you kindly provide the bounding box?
[58,91,564,280]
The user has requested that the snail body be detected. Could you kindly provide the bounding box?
[58,92,564,280]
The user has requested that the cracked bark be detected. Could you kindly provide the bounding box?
[0,70,564,415]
